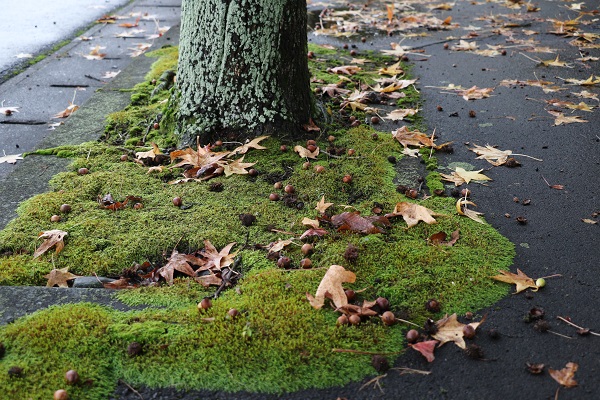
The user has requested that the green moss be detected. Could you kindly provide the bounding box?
[0,43,516,397]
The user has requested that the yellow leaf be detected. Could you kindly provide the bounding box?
[491,269,539,294]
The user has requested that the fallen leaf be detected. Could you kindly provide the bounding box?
[409,340,439,362]
[456,199,485,224]
[451,40,478,51]
[302,118,321,132]
[392,126,435,148]
[220,156,256,177]
[561,75,600,86]
[102,70,121,79]
[135,142,162,160]
[491,269,539,294]
[549,362,578,388]
[44,267,80,288]
[0,152,23,164]
[337,300,379,317]
[433,313,486,349]
[329,65,361,75]
[457,85,494,101]
[33,230,68,259]
[331,211,390,234]
[299,227,328,240]
[230,136,269,155]
[83,45,106,60]
[428,229,460,246]
[378,61,404,76]
[302,217,320,229]
[53,103,79,118]
[385,202,439,228]
[170,145,228,170]
[548,110,588,126]
[442,167,491,185]
[0,105,19,115]
[315,195,334,214]
[294,145,320,159]
[385,108,419,121]
[582,219,597,225]
[306,265,356,309]
[468,144,513,166]
[157,249,204,285]
[266,239,294,254]
[199,240,237,270]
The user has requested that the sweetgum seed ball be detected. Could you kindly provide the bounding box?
[406,329,420,343]
[54,389,69,400]
[65,370,79,385]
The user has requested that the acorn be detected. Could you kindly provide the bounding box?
[307,139,317,147]
[227,308,240,319]
[120,154,128,161]
[381,311,396,326]
[370,116,380,124]
[277,256,291,268]
[460,188,471,198]
[306,144,317,152]
[463,324,476,339]
[280,145,288,152]
[300,258,312,269]
[345,289,356,302]
[350,49,357,56]
[172,197,182,207]
[153,122,160,130]
[342,174,352,184]
[307,51,315,59]
[405,188,418,199]
[361,37,366,43]
[273,181,283,190]
[314,165,325,173]
[425,299,440,313]
[54,389,69,400]
[406,329,420,344]
[65,370,79,385]
[284,184,295,194]
[301,243,313,255]
[349,314,361,325]
[328,135,336,142]
[51,215,61,223]
[60,204,72,213]
[214,140,223,146]
[465,312,473,320]
[347,149,356,156]
[337,315,349,326]
[248,168,258,177]
[302,161,311,170]
[198,298,212,312]
[343,43,349,50]
[127,342,142,357]
[376,297,390,312]
[269,193,280,201]
[77,167,89,175]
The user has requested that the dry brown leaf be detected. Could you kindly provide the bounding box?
[43,267,80,288]
[294,145,320,159]
[331,211,390,234]
[457,85,494,101]
[392,126,435,148]
[301,217,320,229]
[306,265,356,309]
[428,229,460,246]
[549,362,578,388]
[451,40,478,51]
[582,218,598,225]
[170,145,228,170]
[53,103,79,118]
[548,110,588,126]
[220,156,255,177]
[33,230,68,259]
[384,202,440,228]
[315,195,334,214]
[409,340,439,362]
[157,249,204,285]
[135,142,162,160]
[378,61,404,76]
[491,269,539,294]
[443,167,491,185]
[337,300,379,317]
[432,313,486,349]
[456,199,485,224]
[230,136,269,155]
[469,144,542,166]
[266,239,294,254]
[329,65,361,75]
[199,240,237,271]
[385,108,419,121]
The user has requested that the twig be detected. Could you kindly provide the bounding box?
[119,379,143,400]
[396,318,420,327]
[557,316,600,337]
[392,367,432,376]
[359,374,386,393]
[332,348,404,356]
[538,273,562,280]
[428,127,436,159]
[547,330,573,339]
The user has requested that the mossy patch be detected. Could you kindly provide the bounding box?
[0,45,514,398]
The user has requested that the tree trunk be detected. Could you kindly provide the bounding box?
[177,0,311,145]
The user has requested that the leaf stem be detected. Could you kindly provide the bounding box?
[557,316,600,337]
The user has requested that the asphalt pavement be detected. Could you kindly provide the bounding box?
[1,0,599,399]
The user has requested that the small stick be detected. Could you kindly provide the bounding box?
[392,367,432,375]
[396,318,420,327]
[428,127,436,159]
[547,330,573,340]
[557,316,600,337]
[359,374,386,393]
[119,379,143,400]
[538,273,562,280]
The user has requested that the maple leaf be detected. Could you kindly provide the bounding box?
[102,70,121,79]
[302,118,320,132]
[428,229,460,246]
[451,40,478,51]
[468,144,513,166]
[44,267,80,288]
[491,269,539,294]
[129,43,152,57]
[457,86,494,101]
[294,145,319,159]
[402,147,420,158]
[103,278,136,289]
[329,65,361,75]
[384,202,439,228]
[299,227,328,240]
[33,230,68,259]
[170,145,228,170]
[199,240,237,271]
[548,110,588,126]
[331,211,390,234]
[337,300,379,317]
[409,340,439,362]
[315,195,333,214]
[220,156,256,177]
[83,45,107,60]
[432,313,486,349]
[456,199,485,224]
[392,126,434,148]
[266,239,294,254]
[157,249,204,285]
[135,142,162,160]
[306,265,356,309]
[565,102,594,112]
[571,90,598,101]
[372,79,417,93]
[549,362,578,388]
[378,61,404,75]
[385,108,419,121]
[230,136,269,156]
[561,75,600,86]
[119,17,140,28]
[442,167,491,185]
[0,152,23,164]
[301,217,320,229]
[320,84,351,98]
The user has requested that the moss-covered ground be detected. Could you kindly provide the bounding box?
[0,45,514,398]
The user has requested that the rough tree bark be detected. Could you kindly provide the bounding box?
[176,0,312,145]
